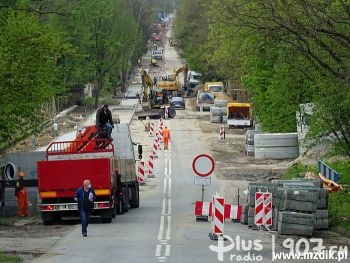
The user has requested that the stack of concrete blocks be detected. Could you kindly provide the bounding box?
[210,100,227,123]
[240,204,249,225]
[245,130,263,156]
[241,179,329,236]
[274,179,329,236]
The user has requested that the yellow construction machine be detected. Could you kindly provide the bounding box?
[140,66,154,101]
[136,67,176,120]
[158,64,189,92]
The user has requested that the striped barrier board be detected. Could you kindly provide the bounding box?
[195,201,242,220]
[254,192,273,228]
[318,160,340,182]
[211,195,225,238]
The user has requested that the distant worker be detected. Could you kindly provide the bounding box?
[162,126,171,150]
[153,76,158,86]
[96,104,114,140]
[74,180,96,237]
[14,171,28,217]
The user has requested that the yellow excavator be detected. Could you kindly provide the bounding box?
[136,67,176,119]
[140,66,154,101]
[158,64,189,92]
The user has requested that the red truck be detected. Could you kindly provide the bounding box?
[37,125,139,224]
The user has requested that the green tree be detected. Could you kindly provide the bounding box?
[0,10,70,151]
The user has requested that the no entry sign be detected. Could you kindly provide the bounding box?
[192,154,215,177]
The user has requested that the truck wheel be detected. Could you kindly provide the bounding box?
[112,198,117,218]
[130,183,140,208]
[116,196,123,215]
[41,212,61,225]
[101,216,112,223]
[168,107,176,118]
[122,187,128,213]
[158,108,165,118]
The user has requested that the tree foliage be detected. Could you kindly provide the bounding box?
[0,0,158,152]
[174,0,350,158]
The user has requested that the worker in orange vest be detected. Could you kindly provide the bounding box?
[162,126,171,150]
[14,171,28,217]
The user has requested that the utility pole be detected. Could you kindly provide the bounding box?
[163,0,165,17]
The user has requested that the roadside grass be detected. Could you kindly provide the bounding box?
[281,160,350,237]
[0,253,21,262]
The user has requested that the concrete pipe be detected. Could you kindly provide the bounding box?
[210,107,223,116]
[4,162,18,181]
[214,100,227,107]
[254,133,298,147]
[255,146,299,160]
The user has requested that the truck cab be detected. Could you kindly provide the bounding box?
[188,71,202,88]
[204,82,224,98]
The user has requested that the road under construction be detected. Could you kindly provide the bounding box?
[0,18,349,263]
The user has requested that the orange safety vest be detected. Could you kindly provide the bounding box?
[162,129,170,140]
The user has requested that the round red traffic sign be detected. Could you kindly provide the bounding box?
[192,154,215,177]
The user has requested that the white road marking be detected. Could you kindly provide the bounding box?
[156,129,172,261]
[169,158,171,175]
[168,198,171,215]
[166,216,171,240]
[158,216,164,240]
[161,199,166,215]
[165,156,168,175]
[168,178,172,196]
[156,245,162,257]
[165,245,171,257]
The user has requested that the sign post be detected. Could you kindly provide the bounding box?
[192,154,215,221]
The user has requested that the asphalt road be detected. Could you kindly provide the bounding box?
[30,113,303,263]
[29,26,331,263]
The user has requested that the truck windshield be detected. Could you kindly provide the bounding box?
[208,85,223,92]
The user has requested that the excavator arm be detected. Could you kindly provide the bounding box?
[171,64,189,85]
[140,67,154,100]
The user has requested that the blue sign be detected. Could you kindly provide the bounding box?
[318,160,340,182]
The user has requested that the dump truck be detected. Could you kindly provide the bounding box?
[227,102,253,128]
[37,124,139,224]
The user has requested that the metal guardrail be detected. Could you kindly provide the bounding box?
[46,139,114,157]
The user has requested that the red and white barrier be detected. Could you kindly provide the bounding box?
[195,201,242,220]
[137,160,146,184]
[254,192,273,228]
[263,193,272,227]
[210,195,225,239]
[156,130,162,144]
[254,192,264,226]
[148,153,155,178]
[159,118,164,128]
[219,125,225,141]
[225,204,242,220]
[149,122,154,137]
[164,107,169,119]
[195,201,212,217]
[152,138,158,158]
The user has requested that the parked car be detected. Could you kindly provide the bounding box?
[170,97,185,109]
